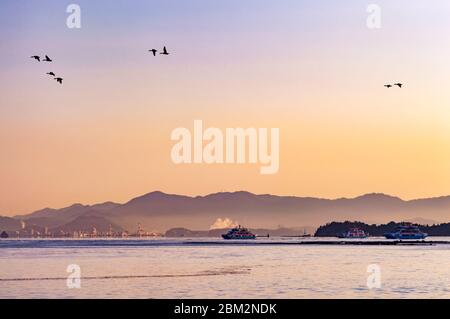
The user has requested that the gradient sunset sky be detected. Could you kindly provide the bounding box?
[1,0,450,215]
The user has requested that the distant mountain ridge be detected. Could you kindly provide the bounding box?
[1,191,450,234]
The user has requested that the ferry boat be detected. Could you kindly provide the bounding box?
[384,223,427,240]
[337,228,368,239]
[222,225,256,239]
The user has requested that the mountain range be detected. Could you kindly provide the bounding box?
[1,191,450,234]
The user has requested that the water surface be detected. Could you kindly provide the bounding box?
[0,238,449,298]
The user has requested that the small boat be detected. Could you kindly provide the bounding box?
[384,223,427,240]
[222,225,256,239]
[300,229,311,237]
[337,228,368,239]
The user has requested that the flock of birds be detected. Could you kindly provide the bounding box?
[29,46,171,85]
[30,55,63,84]
[148,46,170,56]
[384,83,403,88]
[31,48,404,90]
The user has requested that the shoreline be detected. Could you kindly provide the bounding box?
[2,238,450,248]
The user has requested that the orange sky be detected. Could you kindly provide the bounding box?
[1,0,450,215]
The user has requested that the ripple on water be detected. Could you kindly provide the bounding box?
[1,241,450,298]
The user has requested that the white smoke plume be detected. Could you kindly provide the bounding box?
[209,218,238,230]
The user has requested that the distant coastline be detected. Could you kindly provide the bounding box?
[2,220,450,239]
[1,190,450,238]
[166,221,450,238]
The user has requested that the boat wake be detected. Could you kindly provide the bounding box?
[0,267,252,282]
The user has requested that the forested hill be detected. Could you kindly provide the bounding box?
[314,221,450,237]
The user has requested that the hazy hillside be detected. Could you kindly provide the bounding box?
[0,216,21,231]
[2,191,450,233]
[50,215,123,234]
[104,191,450,231]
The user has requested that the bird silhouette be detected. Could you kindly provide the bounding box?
[30,56,40,62]
[160,46,169,55]
[148,49,158,56]
[384,84,392,88]
[54,77,63,84]
[46,72,56,76]
[43,55,52,62]
[394,83,403,88]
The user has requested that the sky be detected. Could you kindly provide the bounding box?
[0,0,450,215]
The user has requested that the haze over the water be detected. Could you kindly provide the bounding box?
[1,0,450,215]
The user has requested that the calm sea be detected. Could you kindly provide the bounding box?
[1,238,449,298]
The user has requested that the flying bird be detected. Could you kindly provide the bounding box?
[160,46,169,55]
[43,55,52,62]
[30,56,40,62]
[394,83,403,88]
[384,84,392,88]
[148,49,158,56]
[54,77,63,84]
[46,72,56,76]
